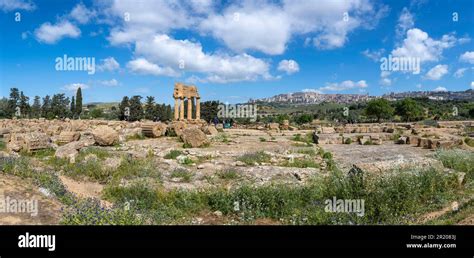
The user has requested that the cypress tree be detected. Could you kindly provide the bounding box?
[75,87,83,117]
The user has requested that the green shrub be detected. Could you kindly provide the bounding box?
[62,158,111,183]
[170,169,193,182]
[464,137,474,147]
[363,140,373,145]
[213,133,230,143]
[280,158,320,168]
[164,150,183,159]
[126,134,146,141]
[434,149,474,176]
[217,169,240,180]
[292,133,313,144]
[61,198,144,225]
[322,152,333,160]
[113,157,160,181]
[237,151,271,166]
[296,148,317,156]
[259,137,267,142]
[97,165,461,225]
[21,148,55,158]
[344,138,352,144]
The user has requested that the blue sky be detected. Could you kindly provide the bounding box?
[0,0,473,105]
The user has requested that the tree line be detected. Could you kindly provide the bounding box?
[258,97,474,125]
[0,88,172,122]
[0,87,83,119]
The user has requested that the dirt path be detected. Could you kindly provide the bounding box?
[59,175,112,208]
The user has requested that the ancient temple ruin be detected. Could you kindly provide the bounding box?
[173,82,200,121]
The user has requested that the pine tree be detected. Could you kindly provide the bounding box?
[129,95,143,121]
[166,105,172,121]
[19,91,30,118]
[70,96,76,118]
[144,96,155,120]
[51,94,70,118]
[118,96,130,120]
[75,87,83,117]
[31,96,41,118]
[7,88,20,117]
[42,95,52,119]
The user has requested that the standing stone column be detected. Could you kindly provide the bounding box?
[174,98,179,120]
[179,98,185,120]
[196,97,200,120]
[187,98,193,120]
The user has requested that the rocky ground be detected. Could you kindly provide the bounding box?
[0,119,473,225]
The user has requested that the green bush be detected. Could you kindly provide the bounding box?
[170,168,193,182]
[434,149,474,176]
[464,137,474,147]
[164,150,183,159]
[280,158,320,168]
[98,165,461,225]
[237,151,271,166]
[217,169,240,180]
[61,198,144,225]
[126,134,146,141]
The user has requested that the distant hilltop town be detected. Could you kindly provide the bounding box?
[248,92,371,104]
[249,89,473,104]
[381,89,474,101]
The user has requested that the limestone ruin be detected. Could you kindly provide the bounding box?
[173,82,200,121]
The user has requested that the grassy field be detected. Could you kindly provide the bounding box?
[1,146,472,225]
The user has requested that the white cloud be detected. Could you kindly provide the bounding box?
[100,79,119,87]
[199,2,291,55]
[319,80,368,92]
[362,48,385,62]
[97,57,120,72]
[283,0,388,50]
[379,71,391,86]
[454,68,468,78]
[416,84,422,89]
[460,51,474,64]
[127,58,180,77]
[425,64,448,80]
[0,0,35,12]
[471,82,474,89]
[380,78,392,86]
[132,34,271,83]
[69,3,96,24]
[34,21,80,44]
[396,7,414,38]
[62,83,89,91]
[107,0,386,54]
[392,28,457,63]
[433,86,447,92]
[189,0,214,14]
[302,89,323,94]
[106,0,195,45]
[278,60,300,74]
